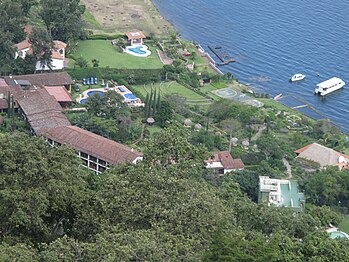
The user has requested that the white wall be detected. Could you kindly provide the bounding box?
[36,59,64,71]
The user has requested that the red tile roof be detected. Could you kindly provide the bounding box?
[38,126,143,165]
[218,151,245,169]
[44,86,73,102]
[29,111,71,133]
[53,40,67,49]
[125,31,146,40]
[5,72,74,87]
[51,51,64,60]
[207,151,245,170]
[15,39,31,51]
[17,89,63,116]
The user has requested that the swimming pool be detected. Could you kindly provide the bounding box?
[329,231,349,239]
[128,46,146,55]
[80,99,88,105]
[87,90,105,97]
[125,45,151,57]
[123,93,138,101]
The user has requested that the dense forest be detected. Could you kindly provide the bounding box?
[0,125,349,261]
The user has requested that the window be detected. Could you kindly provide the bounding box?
[98,159,107,166]
[80,152,88,159]
[89,162,97,170]
[90,156,97,163]
[98,165,106,172]
[82,159,88,167]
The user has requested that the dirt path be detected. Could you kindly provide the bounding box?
[283,158,292,179]
[251,124,266,141]
[81,0,173,35]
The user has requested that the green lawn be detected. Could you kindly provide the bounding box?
[339,216,349,234]
[71,40,163,69]
[131,82,207,101]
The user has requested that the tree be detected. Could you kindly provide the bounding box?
[0,133,90,244]
[0,0,25,43]
[29,27,54,71]
[220,118,241,152]
[0,30,15,75]
[156,100,173,127]
[39,0,86,42]
[18,0,37,16]
[91,59,99,68]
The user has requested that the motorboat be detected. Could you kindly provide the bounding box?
[274,93,283,100]
[314,77,345,96]
[290,74,306,82]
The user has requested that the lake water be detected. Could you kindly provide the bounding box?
[153,0,349,133]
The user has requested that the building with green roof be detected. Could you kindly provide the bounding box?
[258,176,305,211]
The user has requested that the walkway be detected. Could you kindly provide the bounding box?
[282,157,292,179]
[251,124,266,141]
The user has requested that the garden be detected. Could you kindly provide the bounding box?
[70,40,163,69]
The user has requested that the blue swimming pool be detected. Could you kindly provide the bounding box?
[124,93,138,100]
[127,46,146,55]
[80,99,88,105]
[87,90,105,97]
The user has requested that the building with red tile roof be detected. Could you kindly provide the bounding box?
[125,31,146,45]
[206,151,245,174]
[13,85,142,174]
[14,25,67,71]
[44,86,73,106]
[295,143,349,170]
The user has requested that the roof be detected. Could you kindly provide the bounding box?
[0,78,8,87]
[317,77,344,88]
[5,72,74,87]
[17,89,63,117]
[54,40,67,49]
[38,126,143,165]
[295,143,349,168]
[44,86,73,102]
[15,80,31,86]
[259,176,305,210]
[24,25,33,36]
[29,111,71,133]
[15,39,31,51]
[51,51,64,60]
[207,151,245,169]
[125,31,146,40]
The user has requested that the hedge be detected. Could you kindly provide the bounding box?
[86,34,124,40]
[66,67,164,85]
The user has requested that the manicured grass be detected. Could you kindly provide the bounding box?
[339,216,349,234]
[131,82,207,101]
[71,40,163,69]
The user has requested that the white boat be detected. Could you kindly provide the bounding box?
[314,77,345,96]
[274,93,283,100]
[290,74,306,82]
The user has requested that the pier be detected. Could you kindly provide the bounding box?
[208,45,236,65]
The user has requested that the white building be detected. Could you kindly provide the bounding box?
[206,151,245,175]
[14,26,67,71]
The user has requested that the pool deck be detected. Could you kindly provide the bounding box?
[77,84,144,107]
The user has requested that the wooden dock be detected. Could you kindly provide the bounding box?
[208,45,235,65]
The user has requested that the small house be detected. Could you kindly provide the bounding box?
[206,151,245,175]
[125,31,146,46]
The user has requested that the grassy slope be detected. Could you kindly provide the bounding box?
[72,40,163,69]
[131,82,207,101]
[339,216,349,234]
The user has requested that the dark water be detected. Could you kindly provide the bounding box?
[153,0,349,133]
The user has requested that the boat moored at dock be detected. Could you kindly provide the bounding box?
[314,77,345,96]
